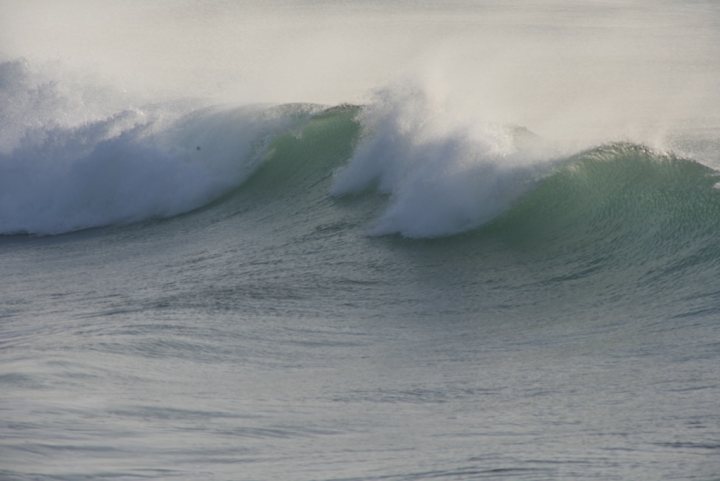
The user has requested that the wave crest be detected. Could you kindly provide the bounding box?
[330,85,551,237]
[0,61,317,235]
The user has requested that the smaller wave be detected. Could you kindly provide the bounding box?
[474,143,720,302]
[496,142,720,245]
[330,86,552,238]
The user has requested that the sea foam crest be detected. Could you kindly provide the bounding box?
[330,85,551,238]
[0,60,312,235]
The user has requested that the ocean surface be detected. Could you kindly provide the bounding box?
[2,1,720,480]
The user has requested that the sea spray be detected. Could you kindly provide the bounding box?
[0,63,318,235]
[330,85,553,237]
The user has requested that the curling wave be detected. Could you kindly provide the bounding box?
[3,60,720,249]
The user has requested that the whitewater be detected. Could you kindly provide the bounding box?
[1,1,720,480]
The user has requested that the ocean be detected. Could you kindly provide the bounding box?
[1,1,719,480]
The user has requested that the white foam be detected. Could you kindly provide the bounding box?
[0,61,313,235]
[331,84,552,238]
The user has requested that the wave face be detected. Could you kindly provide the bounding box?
[497,143,720,246]
[487,144,720,312]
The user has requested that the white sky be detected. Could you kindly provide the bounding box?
[2,0,719,142]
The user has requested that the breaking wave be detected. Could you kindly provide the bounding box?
[3,59,720,250]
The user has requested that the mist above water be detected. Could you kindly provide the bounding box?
[2,0,719,145]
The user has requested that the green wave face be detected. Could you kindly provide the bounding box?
[242,105,362,198]
[472,143,720,319]
[197,104,391,244]
[495,143,720,251]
